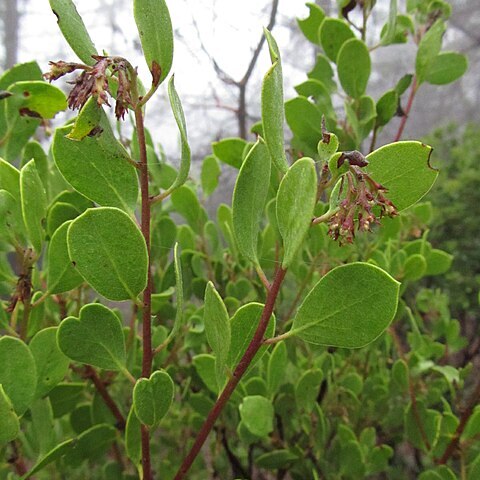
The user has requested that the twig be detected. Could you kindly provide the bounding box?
[437,379,480,464]
[84,366,126,430]
[394,76,418,142]
[173,267,287,479]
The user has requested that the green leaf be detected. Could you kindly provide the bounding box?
[228,303,275,371]
[403,253,427,281]
[425,52,468,85]
[396,74,413,95]
[19,439,74,479]
[291,263,400,348]
[49,0,97,64]
[7,81,66,119]
[193,354,218,393]
[416,20,445,84]
[337,39,371,98]
[67,207,148,301]
[53,113,138,212]
[376,90,399,127]
[166,243,184,341]
[262,29,288,174]
[0,385,19,444]
[66,97,102,141]
[47,220,84,294]
[0,336,37,415]
[133,0,173,84]
[163,76,190,193]
[201,155,220,197]
[380,0,398,45]
[64,424,116,467]
[467,453,480,480]
[295,368,323,412]
[133,370,174,428]
[366,141,438,211]
[276,158,317,268]
[319,18,355,63]
[307,54,336,93]
[285,96,322,154]
[125,407,141,467]
[255,450,299,469]
[30,327,69,398]
[171,185,205,233]
[204,282,231,383]
[297,3,325,44]
[20,159,47,253]
[425,249,453,276]
[239,396,274,437]
[232,140,271,264]
[404,400,441,451]
[462,406,480,440]
[57,303,126,370]
[267,341,287,396]
[212,138,248,169]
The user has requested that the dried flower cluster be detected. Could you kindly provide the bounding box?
[328,165,398,244]
[44,56,134,120]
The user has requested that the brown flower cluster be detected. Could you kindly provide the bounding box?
[328,165,398,244]
[44,56,133,120]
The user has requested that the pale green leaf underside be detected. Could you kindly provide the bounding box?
[133,0,173,83]
[53,115,138,213]
[49,0,98,64]
[67,207,148,301]
[47,220,83,294]
[133,370,174,428]
[232,140,271,264]
[57,303,126,370]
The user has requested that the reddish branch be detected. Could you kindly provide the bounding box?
[437,379,480,464]
[84,366,126,430]
[394,76,418,142]
[173,267,287,479]
[135,102,154,479]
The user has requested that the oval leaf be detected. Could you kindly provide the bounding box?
[425,52,468,85]
[0,336,37,415]
[57,303,126,370]
[228,303,275,370]
[291,263,400,348]
[47,220,84,294]
[365,141,438,211]
[276,157,317,268]
[20,159,47,253]
[30,327,70,398]
[163,76,190,194]
[133,370,174,428]
[239,396,274,437]
[337,38,371,98]
[133,0,173,84]
[49,0,97,64]
[319,18,355,63]
[67,207,148,301]
[262,29,288,174]
[297,3,325,44]
[232,140,271,264]
[0,385,19,444]
[204,281,231,383]
[53,113,138,212]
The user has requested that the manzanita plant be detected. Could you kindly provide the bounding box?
[0,0,475,479]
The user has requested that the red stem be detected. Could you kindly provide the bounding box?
[85,366,126,430]
[437,379,480,464]
[135,104,153,480]
[394,76,418,142]
[174,267,287,480]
